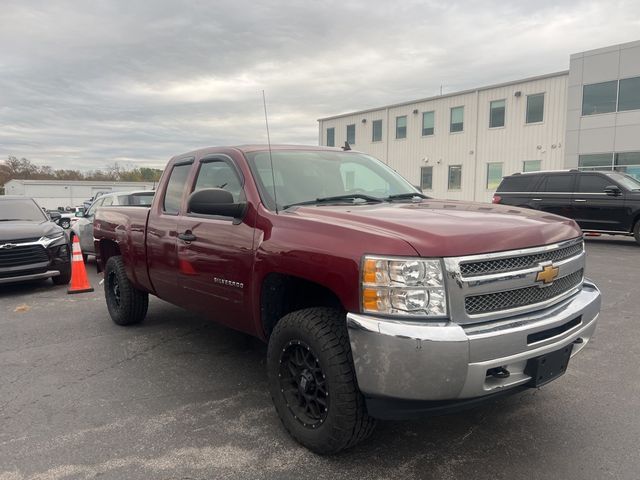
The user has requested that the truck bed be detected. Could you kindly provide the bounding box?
[94,206,153,294]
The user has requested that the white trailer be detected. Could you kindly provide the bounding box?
[2,180,156,210]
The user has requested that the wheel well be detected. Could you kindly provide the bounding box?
[261,273,344,337]
[97,240,121,273]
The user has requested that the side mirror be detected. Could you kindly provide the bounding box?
[188,188,246,218]
[604,185,621,196]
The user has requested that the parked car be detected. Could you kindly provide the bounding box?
[94,145,600,454]
[0,196,71,285]
[71,190,154,258]
[493,170,640,244]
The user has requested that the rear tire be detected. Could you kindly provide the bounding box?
[634,221,640,246]
[60,218,70,229]
[267,307,376,454]
[104,256,148,326]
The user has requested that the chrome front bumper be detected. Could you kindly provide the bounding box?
[347,280,600,402]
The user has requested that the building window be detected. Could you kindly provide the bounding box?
[578,153,614,170]
[448,165,462,190]
[489,100,505,128]
[422,111,434,136]
[615,152,640,180]
[526,93,545,123]
[420,166,433,190]
[618,76,640,112]
[372,119,382,142]
[450,106,464,132]
[582,81,617,115]
[326,128,335,147]
[396,116,407,139]
[346,124,356,145]
[578,152,640,180]
[523,160,541,172]
[486,163,503,189]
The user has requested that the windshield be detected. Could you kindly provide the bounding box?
[245,150,419,209]
[605,172,640,190]
[0,198,47,222]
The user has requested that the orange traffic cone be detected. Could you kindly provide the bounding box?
[67,235,94,294]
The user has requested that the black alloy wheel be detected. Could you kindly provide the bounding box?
[278,340,329,429]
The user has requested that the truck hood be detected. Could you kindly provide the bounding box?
[0,220,62,243]
[287,200,582,257]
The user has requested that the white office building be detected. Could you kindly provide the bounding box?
[318,40,640,202]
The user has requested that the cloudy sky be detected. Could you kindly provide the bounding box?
[1,0,640,171]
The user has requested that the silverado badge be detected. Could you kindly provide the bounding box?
[536,264,559,285]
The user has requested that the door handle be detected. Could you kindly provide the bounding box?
[532,198,542,201]
[178,232,197,242]
[573,199,587,202]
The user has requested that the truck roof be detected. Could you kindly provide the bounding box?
[170,144,346,160]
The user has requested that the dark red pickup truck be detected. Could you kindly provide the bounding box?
[94,145,601,453]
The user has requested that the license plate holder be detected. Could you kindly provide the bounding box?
[525,344,574,387]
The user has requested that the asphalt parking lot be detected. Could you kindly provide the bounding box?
[1,237,639,480]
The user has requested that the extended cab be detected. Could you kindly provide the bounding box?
[94,146,601,454]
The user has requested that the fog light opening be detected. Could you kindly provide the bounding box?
[486,367,511,379]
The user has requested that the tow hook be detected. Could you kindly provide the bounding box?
[573,337,584,344]
[487,367,510,379]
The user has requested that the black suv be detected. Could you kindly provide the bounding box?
[494,170,640,245]
[0,196,72,285]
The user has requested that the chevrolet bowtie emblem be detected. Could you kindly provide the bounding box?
[536,264,559,285]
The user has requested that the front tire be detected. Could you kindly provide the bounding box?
[60,218,70,229]
[267,308,376,454]
[634,221,640,246]
[52,264,71,285]
[104,256,148,326]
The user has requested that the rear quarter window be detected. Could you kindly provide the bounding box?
[496,175,539,192]
[163,163,193,214]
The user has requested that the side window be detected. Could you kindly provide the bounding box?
[163,163,193,214]
[102,196,114,206]
[193,160,245,203]
[497,175,539,192]
[577,175,612,193]
[540,174,575,193]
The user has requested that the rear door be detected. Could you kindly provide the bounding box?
[572,174,627,231]
[176,154,256,332]
[535,173,576,218]
[146,159,194,303]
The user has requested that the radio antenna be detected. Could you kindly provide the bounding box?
[262,90,279,214]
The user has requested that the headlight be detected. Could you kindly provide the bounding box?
[40,231,65,243]
[361,256,447,317]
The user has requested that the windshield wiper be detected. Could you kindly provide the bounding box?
[385,192,428,201]
[283,194,383,209]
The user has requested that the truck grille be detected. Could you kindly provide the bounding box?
[0,245,49,269]
[459,241,583,277]
[465,269,583,315]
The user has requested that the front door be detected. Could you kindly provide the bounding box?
[176,155,256,333]
[78,197,104,254]
[571,174,627,231]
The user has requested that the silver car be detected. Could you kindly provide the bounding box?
[70,190,154,258]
